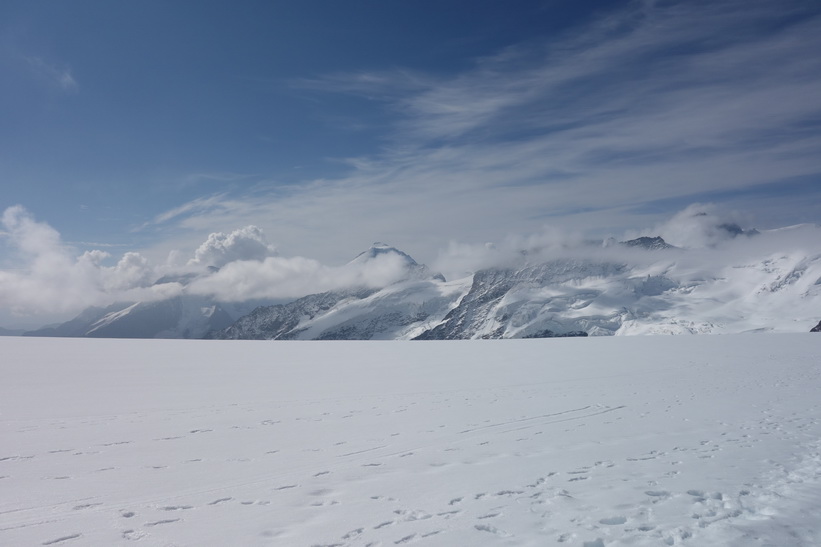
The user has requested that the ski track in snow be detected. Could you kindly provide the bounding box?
[1,335,820,546]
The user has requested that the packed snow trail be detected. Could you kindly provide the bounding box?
[1,335,820,546]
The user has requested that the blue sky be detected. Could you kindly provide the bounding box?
[2,0,821,325]
[2,0,615,253]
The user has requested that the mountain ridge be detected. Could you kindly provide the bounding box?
[21,237,821,340]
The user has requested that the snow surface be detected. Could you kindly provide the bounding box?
[1,335,820,546]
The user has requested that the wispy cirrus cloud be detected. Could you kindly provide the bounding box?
[135,193,232,231]
[24,55,78,92]
[152,0,821,264]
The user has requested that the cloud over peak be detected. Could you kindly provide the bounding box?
[189,225,277,269]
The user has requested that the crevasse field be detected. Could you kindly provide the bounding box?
[1,335,819,547]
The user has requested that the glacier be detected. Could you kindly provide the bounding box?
[1,334,820,545]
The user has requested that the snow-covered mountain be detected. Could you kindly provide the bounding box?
[210,244,461,340]
[24,296,239,339]
[213,235,821,340]
[24,235,821,340]
[414,259,629,340]
[22,268,264,339]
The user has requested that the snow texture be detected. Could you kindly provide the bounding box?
[1,334,820,546]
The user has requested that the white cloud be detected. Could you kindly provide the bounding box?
[24,56,78,92]
[0,207,426,324]
[143,0,821,266]
[137,193,231,229]
[2,203,821,330]
[188,248,418,302]
[648,204,751,249]
[188,225,277,269]
[0,207,169,321]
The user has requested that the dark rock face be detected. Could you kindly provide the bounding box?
[414,268,516,340]
[620,236,675,250]
[811,320,821,332]
[522,330,589,339]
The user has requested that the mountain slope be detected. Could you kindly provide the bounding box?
[414,259,637,339]
[210,235,821,340]
[208,289,378,340]
[25,296,238,339]
[210,244,462,340]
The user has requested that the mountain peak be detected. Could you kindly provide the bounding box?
[349,243,419,266]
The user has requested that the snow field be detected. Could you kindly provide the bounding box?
[1,335,820,546]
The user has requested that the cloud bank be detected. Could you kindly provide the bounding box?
[3,202,820,329]
[0,207,444,325]
[0,206,174,321]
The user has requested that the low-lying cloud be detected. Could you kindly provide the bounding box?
[0,206,177,320]
[1,204,819,329]
[187,252,418,302]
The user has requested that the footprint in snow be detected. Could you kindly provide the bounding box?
[72,502,102,510]
[342,528,364,539]
[144,518,180,527]
[41,534,82,545]
[122,529,145,541]
[394,509,431,521]
[475,524,512,537]
[436,510,461,518]
[208,497,232,505]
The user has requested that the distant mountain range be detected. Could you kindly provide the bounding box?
[23,297,245,339]
[19,235,821,340]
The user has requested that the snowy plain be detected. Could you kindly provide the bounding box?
[1,335,820,546]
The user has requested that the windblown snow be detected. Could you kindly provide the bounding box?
[2,335,820,546]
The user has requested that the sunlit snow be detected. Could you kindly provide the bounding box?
[2,335,820,546]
